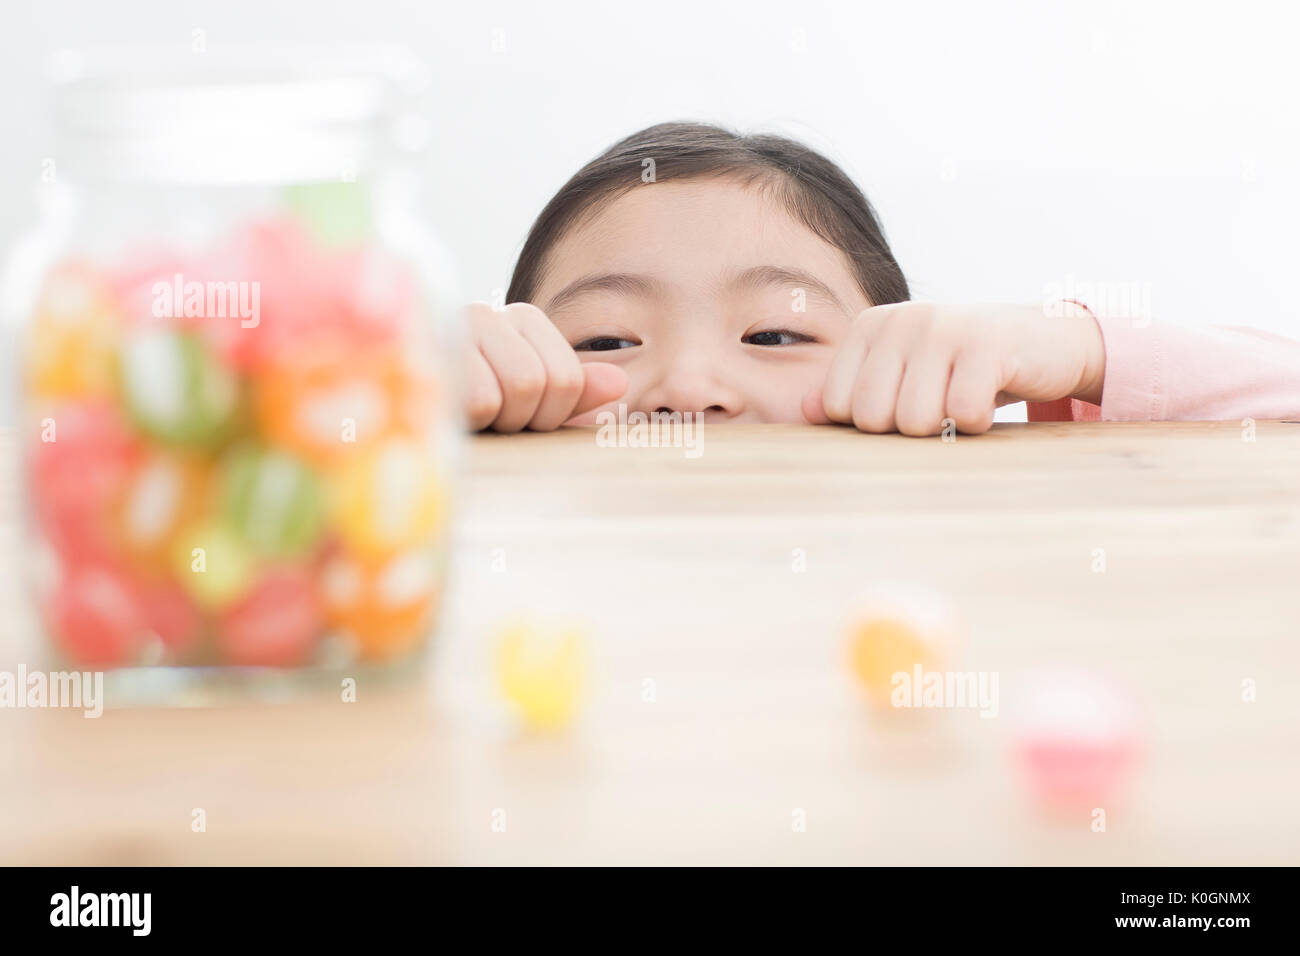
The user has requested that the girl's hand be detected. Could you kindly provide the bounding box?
[803,301,1105,435]
[464,302,629,432]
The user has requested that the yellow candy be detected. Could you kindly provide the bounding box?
[330,438,445,558]
[495,622,587,731]
[170,519,256,610]
[25,264,120,398]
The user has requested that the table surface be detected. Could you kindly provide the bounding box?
[2,421,1299,865]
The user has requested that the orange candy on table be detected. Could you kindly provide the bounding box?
[847,585,958,710]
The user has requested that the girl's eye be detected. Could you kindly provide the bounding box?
[574,336,639,352]
[744,329,814,347]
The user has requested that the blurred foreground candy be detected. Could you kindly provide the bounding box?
[218,445,325,559]
[254,346,437,464]
[48,564,146,667]
[1012,668,1140,811]
[135,577,204,659]
[170,519,256,610]
[19,212,452,678]
[282,180,372,248]
[495,621,587,731]
[321,548,440,661]
[28,401,140,562]
[25,263,120,398]
[112,452,210,573]
[119,328,239,446]
[331,438,446,558]
[847,585,958,709]
[217,567,322,667]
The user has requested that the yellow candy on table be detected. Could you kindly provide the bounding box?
[25,264,120,398]
[330,438,445,559]
[495,622,587,731]
[847,585,957,709]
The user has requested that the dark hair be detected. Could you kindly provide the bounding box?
[507,121,909,308]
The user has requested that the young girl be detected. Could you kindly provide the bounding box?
[464,122,1300,435]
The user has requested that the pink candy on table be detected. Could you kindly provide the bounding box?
[1011,668,1141,812]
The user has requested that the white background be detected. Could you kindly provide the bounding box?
[2,0,1298,422]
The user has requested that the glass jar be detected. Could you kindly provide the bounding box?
[3,47,461,704]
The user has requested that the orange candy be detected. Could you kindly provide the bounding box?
[847,586,957,709]
[320,548,441,661]
[111,452,211,574]
[254,345,439,465]
[25,264,121,399]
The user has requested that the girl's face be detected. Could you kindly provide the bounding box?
[530,177,872,424]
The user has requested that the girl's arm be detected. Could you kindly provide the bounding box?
[1028,314,1300,423]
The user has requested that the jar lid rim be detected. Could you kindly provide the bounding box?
[51,44,429,131]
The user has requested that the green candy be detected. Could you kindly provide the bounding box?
[119,329,238,446]
[281,180,372,248]
[219,445,325,559]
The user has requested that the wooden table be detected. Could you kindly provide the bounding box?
[2,422,1298,865]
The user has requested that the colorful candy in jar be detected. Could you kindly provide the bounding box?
[320,547,441,661]
[495,621,588,731]
[217,445,325,559]
[25,263,120,399]
[118,327,240,446]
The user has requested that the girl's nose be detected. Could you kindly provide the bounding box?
[641,372,744,419]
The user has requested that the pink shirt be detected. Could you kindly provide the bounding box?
[1027,314,1300,423]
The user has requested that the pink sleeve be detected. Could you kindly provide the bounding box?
[1095,315,1300,421]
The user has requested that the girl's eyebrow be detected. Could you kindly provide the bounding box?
[725,265,846,313]
[545,272,665,313]
[544,265,846,314]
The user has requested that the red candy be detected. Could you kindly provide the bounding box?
[199,220,408,371]
[136,578,204,658]
[28,402,140,563]
[48,564,146,668]
[216,568,323,667]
